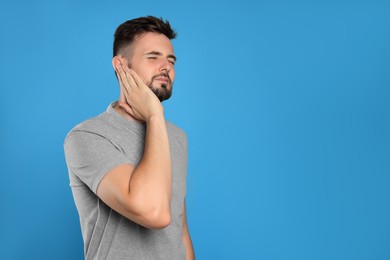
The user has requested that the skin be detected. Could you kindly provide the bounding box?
[96,32,194,259]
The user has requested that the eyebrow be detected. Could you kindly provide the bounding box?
[145,51,177,62]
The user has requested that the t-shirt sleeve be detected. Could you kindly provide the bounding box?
[64,130,132,193]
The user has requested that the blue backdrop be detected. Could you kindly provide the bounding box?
[1,0,389,259]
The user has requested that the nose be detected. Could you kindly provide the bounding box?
[160,59,173,73]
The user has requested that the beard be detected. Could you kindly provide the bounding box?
[127,62,173,102]
[147,73,173,102]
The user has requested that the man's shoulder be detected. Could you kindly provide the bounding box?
[166,121,188,152]
[75,114,108,131]
[64,111,111,142]
[166,121,187,138]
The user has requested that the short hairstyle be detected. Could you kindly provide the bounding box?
[113,16,177,57]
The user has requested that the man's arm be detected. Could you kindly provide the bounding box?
[182,200,195,260]
[97,65,172,229]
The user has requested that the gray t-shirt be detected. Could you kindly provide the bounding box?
[64,102,188,260]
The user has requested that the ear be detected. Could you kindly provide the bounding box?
[112,55,130,71]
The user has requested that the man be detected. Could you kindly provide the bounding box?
[64,16,194,260]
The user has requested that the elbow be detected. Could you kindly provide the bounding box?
[140,205,171,229]
[147,209,171,229]
[127,200,171,229]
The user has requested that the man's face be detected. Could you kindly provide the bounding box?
[126,32,176,101]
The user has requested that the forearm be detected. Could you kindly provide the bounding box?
[128,115,172,223]
[183,231,195,260]
[182,201,195,259]
[100,65,173,228]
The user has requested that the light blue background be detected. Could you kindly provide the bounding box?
[1,0,389,259]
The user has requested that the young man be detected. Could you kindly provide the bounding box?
[64,16,194,260]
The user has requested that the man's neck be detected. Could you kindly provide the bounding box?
[113,102,144,124]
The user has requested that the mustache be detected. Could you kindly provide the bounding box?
[152,72,172,83]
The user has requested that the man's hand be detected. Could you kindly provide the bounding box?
[96,62,173,229]
[115,64,163,122]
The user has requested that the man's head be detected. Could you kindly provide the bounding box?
[112,16,177,101]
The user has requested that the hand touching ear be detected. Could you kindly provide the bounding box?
[115,63,163,122]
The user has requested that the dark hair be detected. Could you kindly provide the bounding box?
[113,16,177,57]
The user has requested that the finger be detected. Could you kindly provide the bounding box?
[124,68,141,91]
[115,65,124,85]
[127,69,145,89]
[117,65,133,92]
[115,68,131,99]
[119,65,139,92]
[115,70,133,108]
[121,78,131,98]
[122,65,139,88]
[119,83,126,103]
